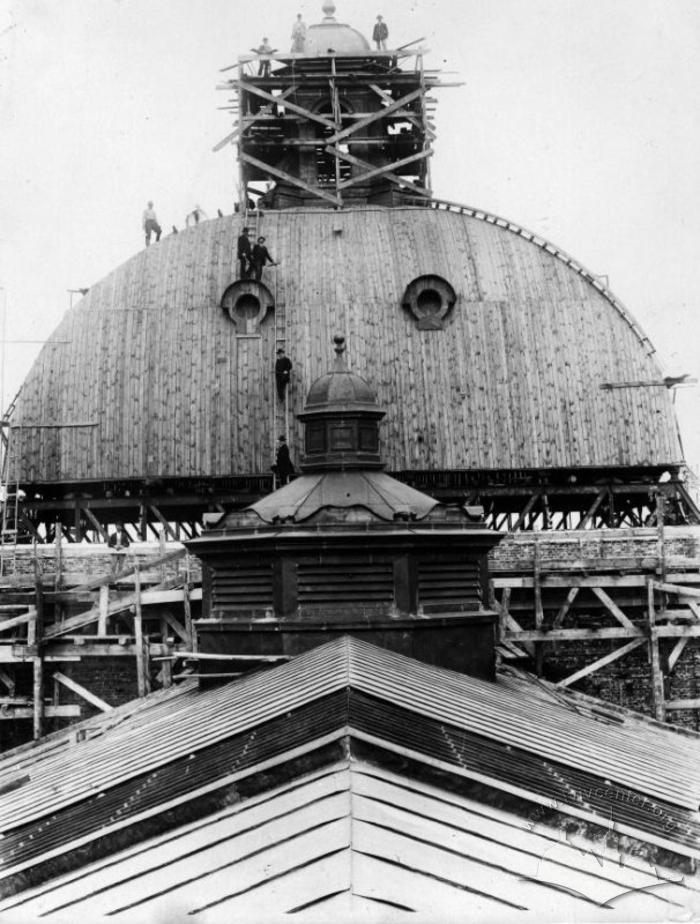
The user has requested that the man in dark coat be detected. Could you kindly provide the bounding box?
[251,236,278,281]
[275,347,292,401]
[271,435,295,485]
[237,227,252,278]
[372,15,388,50]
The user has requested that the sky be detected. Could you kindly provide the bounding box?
[1,0,699,477]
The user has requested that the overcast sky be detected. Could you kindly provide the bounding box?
[2,0,699,477]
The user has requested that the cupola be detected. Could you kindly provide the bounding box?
[298,335,384,471]
[186,340,503,682]
[304,1,371,55]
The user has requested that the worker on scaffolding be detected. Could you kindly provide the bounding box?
[251,236,278,281]
[253,38,275,77]
[108,523,131,550]
[372,15,388,50]
[291,14,307,53]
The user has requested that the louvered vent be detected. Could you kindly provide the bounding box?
[298,559,394,606]
[418,559,481,611]
[211,563,274,611]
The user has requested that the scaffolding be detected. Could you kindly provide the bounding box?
[216,47,457,211]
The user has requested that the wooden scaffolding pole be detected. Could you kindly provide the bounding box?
[133,564,149,697]
[647,578,666,721]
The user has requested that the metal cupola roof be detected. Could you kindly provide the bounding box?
[300,335,383,419]
[304,1,371,55]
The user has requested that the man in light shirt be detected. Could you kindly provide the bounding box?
[142,201,162,246]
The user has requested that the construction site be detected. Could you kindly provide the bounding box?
[0,3,699,919]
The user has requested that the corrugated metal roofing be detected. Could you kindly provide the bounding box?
[1,761,695,922]
[0,636,698,843]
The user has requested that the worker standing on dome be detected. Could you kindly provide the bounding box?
[291,13,307,53]
[251,236,278,281]
[275,348,292,402]
[185,205,208,227]
[372,15,388,50]
[142,201,162,246]
[237,227,252,278]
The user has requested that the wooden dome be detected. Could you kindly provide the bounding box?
[11,205,682,485]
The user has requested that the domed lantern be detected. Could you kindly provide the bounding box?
[298,336,385,471]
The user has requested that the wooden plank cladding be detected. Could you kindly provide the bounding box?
[11,208,682,484]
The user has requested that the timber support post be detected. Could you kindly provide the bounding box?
[647,578,666,721]
[32,575,45,740]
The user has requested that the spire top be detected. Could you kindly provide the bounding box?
[333,334,347,370]
[321,1,336,22]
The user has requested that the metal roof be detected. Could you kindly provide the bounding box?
[0,760,695,922]
[243,470,440,523]
[0,636,698,846]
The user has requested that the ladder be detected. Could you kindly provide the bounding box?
[0,389,22,577]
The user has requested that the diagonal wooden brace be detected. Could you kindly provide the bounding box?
[325,88,424,144]
[326,146,431,196]
[237,80,336,129]
[240,152,341,206]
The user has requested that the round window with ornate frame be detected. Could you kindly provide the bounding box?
[402,275,457,330]
[221,280,274,335]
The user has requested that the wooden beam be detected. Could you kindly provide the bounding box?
[556,639,647,688]
[239,152,341,206]
[80,505,109,542]
[667,637,689,672]
[0,667,15,695]
[64,548,185,594]
[32,657,43,739]
[98,585,109,635]
[161,611,190,646]
[533,540,543,675]
[502,610,535,656]
[509,626,645,642]
[213,85,296,151]
[552,586,580,628]
[369,82,436,139]
[148,504,179,542]
[134,565,149,698]
[43,578,198,641]
[511,492,540,533]
[335,149,432,191]
[33,577,44,740]
[652,580,700,599]
[666,697,700,710]
[236,79,336,128]
[328,146,431,197]
[183,573,196,652]
[0,705,81,719]
[326,88,424,143]
[53,671,113,712]
[0,609,34,634]
[648,580,665,721]
[590,586,637,630]
[578,488,607,529]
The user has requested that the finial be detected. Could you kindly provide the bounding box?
[333,334,347,370]
[321,1,336,22]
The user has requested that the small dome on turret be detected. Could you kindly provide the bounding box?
[303,336,379,417]
[305,1,371,55]
[299,336,384,471]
